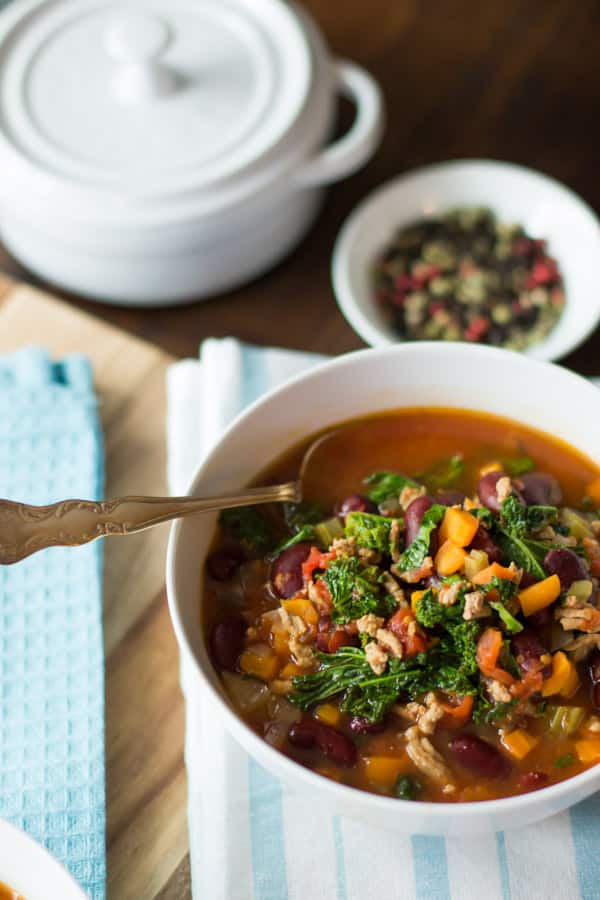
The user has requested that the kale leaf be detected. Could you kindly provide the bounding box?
[473,697,517,725]
[344,511,397,553]
[415,588,464,628]
[485,576,523,633]
[398,504,446,570]
[322,556,395,624]
[500,496,558,536]
[502,456,534,477]
[495,531,547,579]
[364,471,420,504]
[220,507,273,551]
[395,776,422,800]
[419,454,465,490]
[274,524,316,554]
[283,501,324,531]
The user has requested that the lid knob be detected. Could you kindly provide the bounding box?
[104,13,178,102]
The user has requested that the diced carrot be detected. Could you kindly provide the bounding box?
[479,461,502,477]
[362,755,410,788]
[302,546,336,581]
[282,598,319,626]
[280,661,304,678]
[239,645,280,680]
[585,477,600,506]
[519,575,561,617]
[435,539,467,576]
[314,703,342,728]
[439,508,479,548]
[541,651,579,698]
[411,589,427,613]
[500,729,539,760]
[270,626,290,657]
[575,738,600,763]
[472,562,520,586]
[439,694,474,729]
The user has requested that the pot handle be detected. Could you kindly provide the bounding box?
[294,60,385,188]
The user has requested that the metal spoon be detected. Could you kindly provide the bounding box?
[0,431,339,565]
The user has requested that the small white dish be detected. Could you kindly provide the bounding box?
[332,159,600,361]
[0,819,86,899]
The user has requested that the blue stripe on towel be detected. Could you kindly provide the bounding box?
[248,758,288,900]
[570,793,600,899]
[412,836,451,900]
[495,833,512,900]
[333,816,348,900]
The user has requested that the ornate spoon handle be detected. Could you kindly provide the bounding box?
[0,482,300,565]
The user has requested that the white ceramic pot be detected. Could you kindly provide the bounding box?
[167,342,600,835]
[0,819,86,900]
[0,0,384,306]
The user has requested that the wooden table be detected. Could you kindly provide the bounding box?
[2,1,600,897]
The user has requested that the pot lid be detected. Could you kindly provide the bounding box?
[0,0,314,201]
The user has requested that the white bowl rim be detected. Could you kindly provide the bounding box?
[0,818,86,898]
[331,157,600,362]
[166,341,600,822]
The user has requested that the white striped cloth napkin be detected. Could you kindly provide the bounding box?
[167,338,600,900]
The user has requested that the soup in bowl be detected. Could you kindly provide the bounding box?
[167,343,600,834]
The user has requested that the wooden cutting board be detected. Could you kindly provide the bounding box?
[0,276,191,900]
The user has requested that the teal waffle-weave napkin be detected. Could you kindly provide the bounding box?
[0,348,106,898]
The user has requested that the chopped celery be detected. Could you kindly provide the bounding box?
[464,549,489,580]
[560,508,592,540]
[547,705,586,736]
[568,580,593,601]
[313,516,344,547]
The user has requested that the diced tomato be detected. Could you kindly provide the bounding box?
[388,608,428,658]
[476,627,515,685]
[439,694,474,729]
[302,547,336,582]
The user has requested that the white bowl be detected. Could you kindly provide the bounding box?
[332,159,600,361]
[0,819,86,899]
[166,342,600,835]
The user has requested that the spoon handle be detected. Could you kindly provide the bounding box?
[0,482,300,565]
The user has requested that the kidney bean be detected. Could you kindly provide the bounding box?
[206,544,244,581]
[520,571,540,590]
[210,615,246,671]
[511,630,552,678]
[436,489,467,506]
[449,734,512,778]
[477,471,507,512]
[519,472,562,506]
[270,542,313,599]
[544,548,589,590]
[405,496,434,546]
[348,716,386,735]
[469,525,503,564]
[592,683,600,710]
[288,718,357,766]
[527,605,552,628]
[334,494,376,520]
[518,770,549,792]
